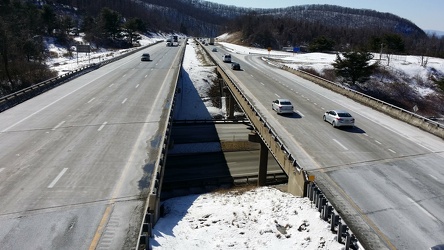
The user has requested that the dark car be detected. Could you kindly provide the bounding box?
[141,53,150,61]
[231,62,240,70]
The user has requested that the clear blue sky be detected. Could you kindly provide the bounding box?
[207,0,443,32]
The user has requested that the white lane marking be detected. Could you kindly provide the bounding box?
[87,98,96,104]
[98,122,108,131]
[375,140,382,144]
[1,58,135,133]
[122,98,127,104]
[260,82,265,86]
[144,75,148,78]
[275,93,280,98]
[0,168,4,173]
[52,121,66,131]
[135,84,140,89]
[296,111,304,117]
[122,74,126,77]
[429,174,438,181]
[333,139,348,150]
[109,84,114,88]
[388,149,396,154]
[48,168,68,188]
[407,197,436,221]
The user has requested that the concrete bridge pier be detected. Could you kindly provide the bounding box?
[249,131,268,186]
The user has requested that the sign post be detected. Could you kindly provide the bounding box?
[76,45,91,64]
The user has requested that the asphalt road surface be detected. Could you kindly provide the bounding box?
[212,44,444,250]
[0,42,183,249]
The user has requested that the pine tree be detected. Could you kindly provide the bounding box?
[332,51,378,86]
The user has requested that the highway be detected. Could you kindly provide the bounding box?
[0,42,183,249]
[213,45,444,250]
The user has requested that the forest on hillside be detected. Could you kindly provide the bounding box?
[1,0,444,99]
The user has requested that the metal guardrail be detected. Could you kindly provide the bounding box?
[136,40,187,250]
[202,42,366,248]
[0,41,161,113]
[280,65,444,139]
[200,41,308,195]
[306,182,360,249]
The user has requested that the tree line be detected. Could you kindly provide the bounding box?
[1,0,444,98]
[224,13,444,58]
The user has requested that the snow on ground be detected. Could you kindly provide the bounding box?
[46,33,164,74]
[150,40,350,250]
[218,36,444,98]
[150,187,344,250]
[44,33,444,249]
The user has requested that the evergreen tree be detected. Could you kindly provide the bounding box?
[332,51,378,86]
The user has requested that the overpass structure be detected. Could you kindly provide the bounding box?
[138,40,444,250]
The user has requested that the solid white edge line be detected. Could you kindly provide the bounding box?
[122,98,127,104]
[48,168,68,188]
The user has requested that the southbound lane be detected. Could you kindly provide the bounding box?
[0,42,184,249]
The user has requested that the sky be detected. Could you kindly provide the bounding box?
[206,0,444,32]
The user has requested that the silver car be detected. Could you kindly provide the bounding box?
[272,99,294,114]
[323,110,355,128]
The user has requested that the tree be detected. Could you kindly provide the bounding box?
[40,5,58,35]
[123,18,144,45]
[99,7,121,40]
[332,51,378,86]
[309,36,335,52]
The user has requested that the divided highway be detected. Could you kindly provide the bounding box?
[213,46,444,250]
[0,42,183,249]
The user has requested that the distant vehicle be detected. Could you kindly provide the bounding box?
[212,48,218,52]
[272,99,294,114]
[209,37,215,45]
[231,62,240,70]
[141,53,150,61]
[323,110,355,128]
[222,54,231,63]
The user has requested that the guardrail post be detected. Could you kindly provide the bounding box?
[331,213,340,232]
[337,223,348,244]
[322,204,332,221]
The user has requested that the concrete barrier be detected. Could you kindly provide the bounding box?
[281,65,444,139]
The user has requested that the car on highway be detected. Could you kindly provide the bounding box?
[231,62,241,70]
[323,110,355,128]
[141,53,150,61]
[222,54,231,63]
[272,99,294,114]
[212,48,218,52]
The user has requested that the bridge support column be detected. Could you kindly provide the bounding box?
[248,131,268,186]
[227,94,235,119]
[258,140,268,186]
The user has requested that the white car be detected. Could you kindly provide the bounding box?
[272,99,294,114]
[323,110,355,128]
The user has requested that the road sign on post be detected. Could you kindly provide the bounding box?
[76,45,91,53]
[76,45,91,64]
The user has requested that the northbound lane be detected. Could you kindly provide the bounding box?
[213,45,444,250]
